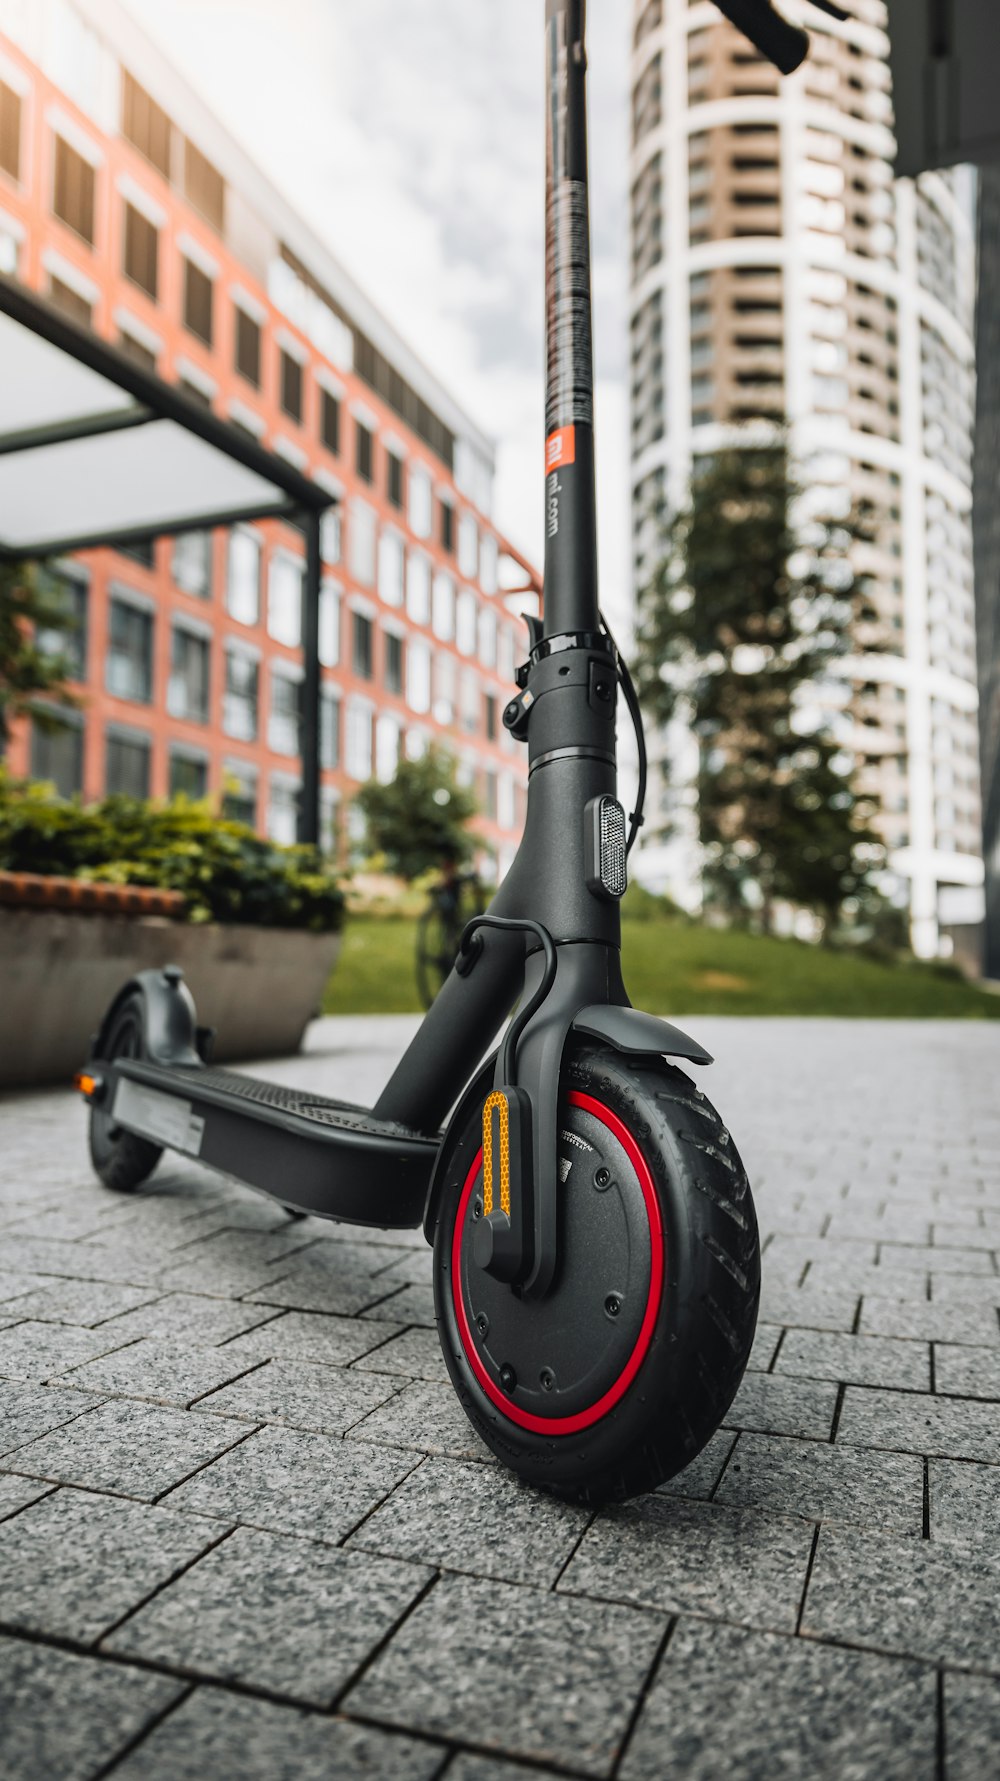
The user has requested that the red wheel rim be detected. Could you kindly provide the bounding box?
[450,1089,664,1435]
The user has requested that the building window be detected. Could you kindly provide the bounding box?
[121,72,171,177]
[408,465,432,538]
[483,766,498,822]
[172,531,212,599]
[387,451,405,510]
[122,201,158,299]
[460,668,479,734]
[223,647,258,741]
[53,136,96,244]
[478,606,497,669]
[385,630,405,696]
[321,690,340,770]
[168,624,210,723]
[355,420,374,484]
[433,652,455,725]
[406,639,431,714]
[170,750,208,800]
[280,349,303,423]
[432,572,455,642]
[458,511,478,580]
[456,589,477,656]
[235,307,261,387]
[268,665,301,756]
[479,533,498,596]
[320,388,340,454]
[118,327,157,372]
[345,703,373,781]
[319,580,340,667]
[349,500,377,586]
[321,509,342,566]
[117,537,155,570]
[183,138,225,232]
[268,553,303,647]
[376,713,400,783]
[407,552,431,626]
[105,728,150,798]
[48,275,92,329]
[378,530,405,607]
[352,610,374,680]
[0,80,23,183]
[222,762,257,827]
[267,776,300,844]
[37,567,87,681]
[440,499,455,555]
[485,693,497,741]
[227,528,260,625]
[183,257,213,345]
[106,597,153,703]
[31,713,83,798]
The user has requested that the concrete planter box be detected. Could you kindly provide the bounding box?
[0,906,341,1088]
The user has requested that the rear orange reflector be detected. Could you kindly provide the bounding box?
[75,1072,98,1098]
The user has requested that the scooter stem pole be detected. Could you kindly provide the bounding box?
[543,0,599,640]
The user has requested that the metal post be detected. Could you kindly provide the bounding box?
[299,507,323,846]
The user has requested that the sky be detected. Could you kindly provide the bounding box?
[120,0,633,626]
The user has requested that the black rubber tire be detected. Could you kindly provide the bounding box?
[88,993,163,1193]
[432,1042,760,1504]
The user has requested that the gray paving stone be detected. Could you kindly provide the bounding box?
[934,1343,1000,1400]
[836,1387,1000,1464]
[806,1264,931,1302]
[62,1336,265,1408]
[163,1423,418,1541]
[880,1244,995,1276]
[370,1250,434,1287]
[620,1617,936,1781]
[0,1234,166,1286]
[932,1274,1000,1308]
[0,1380,101,1457]
[351,1455,590,1585]
[943,1670,1000,1780]
[219,1309,397,1368]
[104,1686,443,1781]
[774,1329,931,1391]
[802,1523,1000,1669]
[929,1459,1000,1548]
[0,1279,158,1327]
[657,1428,738,1501]
[243,1241,409,1316]
[746,1321,783,1371]
[0,1472,53,1521]
[0,1487,223,1643]
[5,1398,248,1499]
[362,1282,437,1326]
[199,1357,399,1435]
[106,1523,432,1704]
[715,1432,924,1533]
[723,1371,839,1440]
[559,1495,813,1632]
[0,1270,48,1303]
[96,1292,281,1347]
[0,1320,133,1382]
[860,1296,1000,1346]
[756,1281,860,1333]
[350,1378,494,1461]
[446,1760,564,1781]
[352,1325,450,1383]
[932,1222,996,1251]
[345,1571,665,1777]
[0,1634,182,1781]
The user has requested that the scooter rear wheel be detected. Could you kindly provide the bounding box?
[432,1042,759,1503]
[88,993,164,1193]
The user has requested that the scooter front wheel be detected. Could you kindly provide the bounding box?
[433,1042,759,1503]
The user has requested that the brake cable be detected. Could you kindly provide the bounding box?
[599,612,647,857]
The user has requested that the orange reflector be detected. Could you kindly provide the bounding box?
[75,1072,98,1098]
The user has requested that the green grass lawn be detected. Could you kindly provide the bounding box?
[324,914,1000,1020]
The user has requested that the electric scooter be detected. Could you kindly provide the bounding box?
[79,0,825,1501]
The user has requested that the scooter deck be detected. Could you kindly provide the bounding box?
[101,1056,440,1229]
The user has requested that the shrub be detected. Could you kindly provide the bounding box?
[0,774,346,932]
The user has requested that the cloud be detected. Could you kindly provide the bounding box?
[122,0,631,609]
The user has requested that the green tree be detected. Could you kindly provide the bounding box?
[0,561,79,758]
[635,444,886,935]
[354,745,478,882]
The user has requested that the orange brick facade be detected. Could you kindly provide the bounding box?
[0,13,538,871]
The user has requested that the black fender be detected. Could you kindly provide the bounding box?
[92,966,202,1068]
[421,1007,710,1246]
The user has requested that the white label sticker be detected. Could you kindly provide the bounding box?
[113,1078,205,1156]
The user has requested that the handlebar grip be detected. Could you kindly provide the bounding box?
[712,0,810,75]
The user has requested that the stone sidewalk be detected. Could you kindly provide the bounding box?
[1,1016,999,1780]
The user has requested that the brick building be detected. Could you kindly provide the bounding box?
[0,0,538,875]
